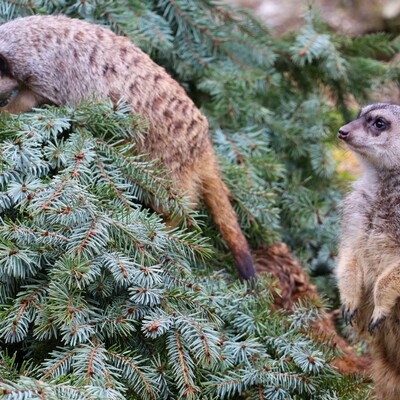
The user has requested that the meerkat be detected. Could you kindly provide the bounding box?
[0,15,255,280]
[336,103,400,399]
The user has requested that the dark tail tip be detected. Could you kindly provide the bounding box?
[234,251,256,281]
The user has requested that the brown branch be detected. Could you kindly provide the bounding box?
[298,34,319,57]
[166,234,203,254]
[42,350,76,378]
[11,284,46,334]
[85,345,100,384]
[108,352,154,399]
[185,318,211,363]
[175,330,198,396]
[118,257,128,279]
[4,225,68,242]
[3,0,34,7]
[76,218,98,254]
[111,221,146,256]
[95,156,130,210]
[104,369,113,389]
[71,152,84,178]
[257,383,263,400]
[168,0,268,70]
[213,377,242,388]
[184,31,208,68]
[41,179,68,210]
[161,268,201,291]
[11,302,27,335]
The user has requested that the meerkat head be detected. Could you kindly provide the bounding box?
[0,54,18,101]
[338,103,400,170]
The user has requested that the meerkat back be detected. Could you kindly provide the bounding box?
[0,16,209,173]
[0,15,255,280]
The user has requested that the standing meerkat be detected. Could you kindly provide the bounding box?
[337,103,400,399]
[0,15,255,280]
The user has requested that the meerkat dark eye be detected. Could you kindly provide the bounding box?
[373,118,387,130]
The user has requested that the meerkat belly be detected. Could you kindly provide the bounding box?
[355,212,400,324]
[361,232,399,285]
[360,221,400,290]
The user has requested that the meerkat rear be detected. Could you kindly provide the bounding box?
[0,15,255,280]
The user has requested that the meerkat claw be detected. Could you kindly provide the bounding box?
[341,305,357,326]
[368,316,386,334]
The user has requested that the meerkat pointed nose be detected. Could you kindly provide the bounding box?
[338,128,350,140]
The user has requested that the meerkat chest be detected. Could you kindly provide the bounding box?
[370,182,400,242]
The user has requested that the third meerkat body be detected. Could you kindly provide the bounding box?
[337,103,400,399]
[0,15,255,279]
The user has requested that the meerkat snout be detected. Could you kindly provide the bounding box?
[336,104,400,169]
[337,127,350,140]
[337,119,362,143]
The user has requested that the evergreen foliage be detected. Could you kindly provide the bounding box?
[0,0,397,398]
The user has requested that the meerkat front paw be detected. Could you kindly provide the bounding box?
[368,313,386,334]
[339,288,361,326]
[336,255,363,326]
[341,304,358,326]
[341,302,359,326]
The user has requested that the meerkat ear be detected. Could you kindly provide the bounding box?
[0,54,11,77]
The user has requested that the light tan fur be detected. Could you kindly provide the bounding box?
[1,89,47,114]
[337,103,400,399]
[0,15,255,279]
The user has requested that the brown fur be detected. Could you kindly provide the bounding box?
[0,15,255,279]
[255,243,371,375]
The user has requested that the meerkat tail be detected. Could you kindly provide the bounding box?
[199,152,255,280]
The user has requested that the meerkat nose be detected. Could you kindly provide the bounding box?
[338,129,350,140]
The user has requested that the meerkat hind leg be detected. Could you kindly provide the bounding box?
[0,89,47,114]
[369,265,400,332]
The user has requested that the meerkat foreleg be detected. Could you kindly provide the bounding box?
[336,251,364,325]
[369,265,400,333]
[0,89,47,114]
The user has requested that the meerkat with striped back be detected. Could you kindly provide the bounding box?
[337,103,400,399]
[0,15,255,280]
